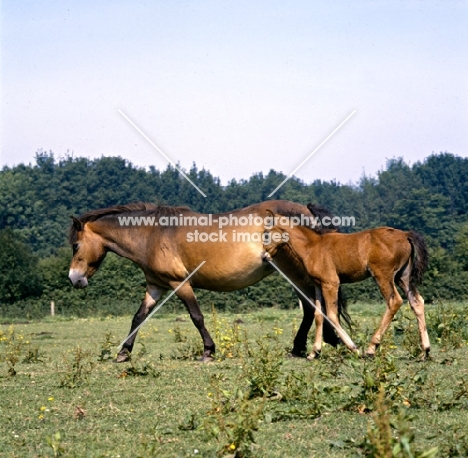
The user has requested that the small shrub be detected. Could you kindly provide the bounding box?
[269,369,330,421]
[170,336,204,361]
[22,344,45,364]
[242,338,283,399]
[426,302,467,349]
[0,326,24,376]
[345,344,429,412]
[58,346,95,388]
[211,305,243,360]
[203,374,265,457]
[97,332,117,362]
[118,343,160,378]
[169,323,186,343]
[358,388,438,458]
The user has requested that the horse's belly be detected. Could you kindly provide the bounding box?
[191,262,270,291]
[339,270,370,284]
[188,243,271,291]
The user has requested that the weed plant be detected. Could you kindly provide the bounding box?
[58,346,95,388]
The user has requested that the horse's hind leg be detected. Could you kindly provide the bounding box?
[172,282,216,362]
[291,289,315,357]
[398,269,431,357]
[116,284,167,363]
[367,275,403,356]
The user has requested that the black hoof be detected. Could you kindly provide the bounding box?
[290,348,307,358]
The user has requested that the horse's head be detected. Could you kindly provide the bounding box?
[68,216,107,288]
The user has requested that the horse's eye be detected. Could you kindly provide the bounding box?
[72,243,79,252]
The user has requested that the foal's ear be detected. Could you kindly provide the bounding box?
[70,216,84,231]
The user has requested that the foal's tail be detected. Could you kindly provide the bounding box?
[406,231,429,293]
[322,286,352,346]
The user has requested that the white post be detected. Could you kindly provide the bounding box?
[51,301,55,317]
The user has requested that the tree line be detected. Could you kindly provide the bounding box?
[1,150,467,318]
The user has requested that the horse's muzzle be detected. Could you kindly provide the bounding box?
[69,270,88,288]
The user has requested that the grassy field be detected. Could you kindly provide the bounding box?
[1,302,467,457]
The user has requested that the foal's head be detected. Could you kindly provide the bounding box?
[262,210,293,258]
[68,217,107,288]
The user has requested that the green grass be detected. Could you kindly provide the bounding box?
[1,303,468,457]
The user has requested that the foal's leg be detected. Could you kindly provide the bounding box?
[307,287,324,360]
[398,272,431,356]
[321,282,358,352]
[171,282,216,362]
[367,276,403,356]
[116,284,167,363]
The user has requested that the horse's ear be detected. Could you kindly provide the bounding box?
[71,216,83,231]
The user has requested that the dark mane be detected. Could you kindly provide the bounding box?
[68,202,192,244]
[272,202,339,234]
[306,203,340,234]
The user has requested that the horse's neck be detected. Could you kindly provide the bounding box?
[288,226,320,252]
[97,221,150,263]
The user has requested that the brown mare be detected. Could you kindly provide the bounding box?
[262,204,430,359]
[68,200,345,362]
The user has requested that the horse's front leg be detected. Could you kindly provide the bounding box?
[322,282,358,353]
[115,285,167,363]
[172,282,216,362]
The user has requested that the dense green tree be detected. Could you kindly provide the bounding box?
[0,229,42,303]
[415,153,468,215]
[453,222,468,271]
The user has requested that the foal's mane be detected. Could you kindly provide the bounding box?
[69,202,191,244]
[273,202,339,234]
[306,203,341,234]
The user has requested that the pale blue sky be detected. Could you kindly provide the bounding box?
[1,1,467,185]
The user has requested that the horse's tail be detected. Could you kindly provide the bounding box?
[322,286,352,346]
[406,231,429,293]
